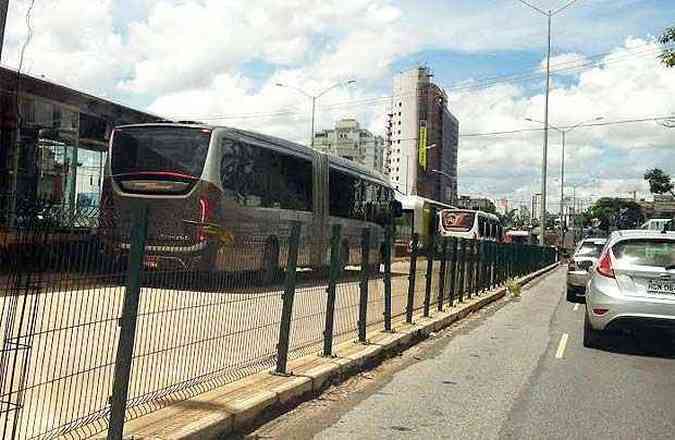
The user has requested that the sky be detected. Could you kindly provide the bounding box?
[3,0,675,212]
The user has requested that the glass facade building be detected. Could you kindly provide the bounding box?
[0,67,160,229]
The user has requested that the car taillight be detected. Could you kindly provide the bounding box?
[596,249,615,279]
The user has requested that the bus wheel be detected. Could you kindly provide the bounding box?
[262,238,280,285]
[341,241,350,270]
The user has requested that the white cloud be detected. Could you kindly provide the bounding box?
[2,1,674,212]
[3,0,127,95]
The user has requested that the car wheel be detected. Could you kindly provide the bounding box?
[583,313,602,349]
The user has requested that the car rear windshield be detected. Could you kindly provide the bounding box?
[612,239,675,268]
[111,126,211,177]
[576,242,604,257]
[441,211,476,231]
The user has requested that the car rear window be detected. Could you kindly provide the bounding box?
[612,239,675,268]
[576,242,604,257]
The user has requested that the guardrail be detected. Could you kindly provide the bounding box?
[0,205,557,440]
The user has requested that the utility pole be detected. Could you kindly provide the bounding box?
[516,0,582,245]
[0,0,8,63]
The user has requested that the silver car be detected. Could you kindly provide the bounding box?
[584,229,675,348]
[566,238,606,303]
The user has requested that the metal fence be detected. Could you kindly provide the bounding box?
[0,206,558,440]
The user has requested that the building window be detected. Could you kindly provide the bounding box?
[399,102,402,107]
[398,121,401,125]
[398,130,401,135]
[398,112,401,116]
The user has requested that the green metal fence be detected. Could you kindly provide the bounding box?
[0,206,558,440]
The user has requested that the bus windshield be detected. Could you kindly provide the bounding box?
[441,210,476,231]
[111,126,211,178]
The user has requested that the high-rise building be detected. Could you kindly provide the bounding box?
[313,118,386,174]
[531,193,542,222]
[385,67,458,204]
[497,198,509,215]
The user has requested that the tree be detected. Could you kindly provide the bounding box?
[644,168,675,197]
[660,26,675,68]
[498,209,518,229]
[586,198,644,232]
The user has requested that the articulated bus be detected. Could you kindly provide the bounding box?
[394,194,454,253]
[100,123,401,278]
[438,209,503,241]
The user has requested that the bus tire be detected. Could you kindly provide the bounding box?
[262,238,280,284]
[341,240,350,270]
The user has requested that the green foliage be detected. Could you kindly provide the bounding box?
[584,197,643,231]
[644,168,675,196]
[659,26,675,68]
[506,278,521,297]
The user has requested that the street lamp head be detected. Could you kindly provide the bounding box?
[346,80,356,85]
[525,117,534,122]
[594,116,604,121]
[275,83,285,87]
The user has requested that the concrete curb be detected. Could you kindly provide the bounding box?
[123,262,560,439]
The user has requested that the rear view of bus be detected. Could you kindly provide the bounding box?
[101,124,220,271]
[438,209,477,240]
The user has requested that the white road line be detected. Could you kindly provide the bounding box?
[573,303,579,312]
[555,333,569,359]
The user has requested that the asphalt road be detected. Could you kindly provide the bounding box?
[242,268,675,440]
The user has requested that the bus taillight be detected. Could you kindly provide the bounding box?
[198,196,212,242]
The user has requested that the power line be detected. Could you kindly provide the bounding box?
[459,115,675,137]
[170,42,664,122]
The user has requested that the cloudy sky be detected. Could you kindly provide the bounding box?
[3,0,675,211]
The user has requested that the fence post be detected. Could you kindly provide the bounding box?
[448,238,458,307]
[108,203,149,440]
[275,221,301,374]
[466,240,474,298]
[475,240,483,294]
[358,228,371,343]
[323,224,342,357]
[458,239,466,303]
[383,224,393,332]
[405,233,419,324]
[423,234,435,317]
[437,238,448,312]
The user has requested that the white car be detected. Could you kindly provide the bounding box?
[584,229,675,348]
[566,238,606,303]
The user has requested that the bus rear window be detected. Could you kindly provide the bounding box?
[441,211,475,231]
[111,126,211,178]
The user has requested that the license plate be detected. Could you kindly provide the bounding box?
[648,279,675,295]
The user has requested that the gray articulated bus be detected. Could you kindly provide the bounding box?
[101,123,400,279]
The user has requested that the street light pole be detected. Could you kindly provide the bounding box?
[560,130,565,246]
[276,80,355,148]
[516,0,581,245]
[525,115,603,248]
[541,12,551,245]
[0,0,8,63]
[310,96,316,148]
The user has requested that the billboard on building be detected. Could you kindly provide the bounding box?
[418,120,427,170]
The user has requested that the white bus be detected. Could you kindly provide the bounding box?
[394,194,454,252]
[438,209,503,241]
[100,123,401,278]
